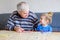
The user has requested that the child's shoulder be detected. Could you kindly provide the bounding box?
[48,25,52,27]
[47,25,52,29]
[37,23,42,28]
[47,25,52,32]
[38,23,42,26]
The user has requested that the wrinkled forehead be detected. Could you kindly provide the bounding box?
[18,9,29,13]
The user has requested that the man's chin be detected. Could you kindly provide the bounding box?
[23,16,28,18]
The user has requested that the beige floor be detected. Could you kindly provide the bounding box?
[0,30,60,40]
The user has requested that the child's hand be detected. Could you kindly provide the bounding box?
[14,26,24,33]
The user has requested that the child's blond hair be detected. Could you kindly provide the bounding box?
[41,12,53,23]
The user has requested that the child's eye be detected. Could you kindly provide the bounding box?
[40,18,42,20]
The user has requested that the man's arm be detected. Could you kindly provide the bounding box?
[6,18,15,30]
[6,11,24,32]
[33,18,39,31]
[13,21,24,32]
[6,11,17,30]
[6,17,24,32]
[31,13,39,31]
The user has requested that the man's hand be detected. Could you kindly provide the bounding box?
[14,26,24,33]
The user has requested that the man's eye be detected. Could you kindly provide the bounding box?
[23,13,26,14]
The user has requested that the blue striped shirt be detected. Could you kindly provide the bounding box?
[6,11,38,31]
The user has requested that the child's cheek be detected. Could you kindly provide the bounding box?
[42,20,46,24]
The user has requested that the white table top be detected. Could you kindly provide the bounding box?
[0,30,60,40]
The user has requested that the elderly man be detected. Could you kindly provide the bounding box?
[6,2,38,32]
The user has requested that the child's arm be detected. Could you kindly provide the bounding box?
[49,27,52,32]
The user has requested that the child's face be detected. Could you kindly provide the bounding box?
[40,16,49,25]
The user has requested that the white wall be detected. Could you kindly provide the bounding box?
[0,0,60,13]
[0,0,9,13]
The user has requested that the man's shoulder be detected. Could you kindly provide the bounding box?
[12,11,18,15]
[29,11,38,18]
[9,11,21,20]
[29,11,35,15]
[10,11,18,17]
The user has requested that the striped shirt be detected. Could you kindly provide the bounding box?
[6,11,38,31]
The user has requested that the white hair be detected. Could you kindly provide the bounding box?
[17,2,29,11]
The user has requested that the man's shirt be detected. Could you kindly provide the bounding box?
[6,11,38,31]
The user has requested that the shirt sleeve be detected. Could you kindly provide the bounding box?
[35,24,41,31]
[6,18,15,30]
[49,27,52,32]
[6,18,21,30]
[6,11,21,30]
[31,13,39,31]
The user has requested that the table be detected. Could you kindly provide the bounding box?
[0,30,60,40]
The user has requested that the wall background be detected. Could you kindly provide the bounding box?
[0,0,60,13]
